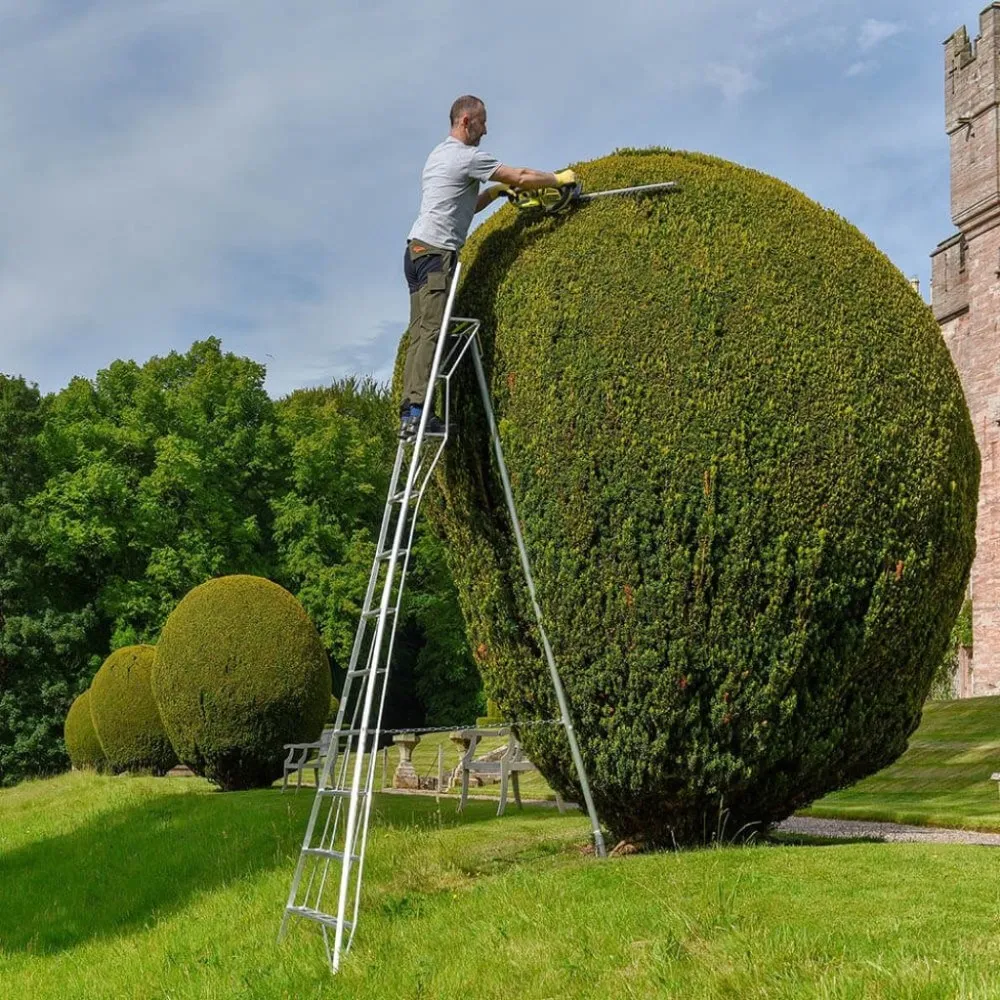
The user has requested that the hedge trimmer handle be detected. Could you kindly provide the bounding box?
[510,181,583,215]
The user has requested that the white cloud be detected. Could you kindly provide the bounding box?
[859,18,905,51]
[0,0,956,397]
[704,64,762,103]
[846,60,876,77]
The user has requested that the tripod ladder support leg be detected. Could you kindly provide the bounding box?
[470,340,607,859]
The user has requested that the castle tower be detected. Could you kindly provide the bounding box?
[932,3,1000,696]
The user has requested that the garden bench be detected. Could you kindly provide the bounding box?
[282,727,333,792]
[455,727,564,817]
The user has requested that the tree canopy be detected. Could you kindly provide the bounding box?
[0,339,481,786]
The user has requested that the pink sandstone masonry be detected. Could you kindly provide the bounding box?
[933,3,1000,695]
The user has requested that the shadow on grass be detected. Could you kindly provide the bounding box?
[0,785,522,954]
[765,833,883,847]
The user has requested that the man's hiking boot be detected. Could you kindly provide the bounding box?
[399,405,447,440]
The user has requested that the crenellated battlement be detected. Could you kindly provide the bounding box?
[946,5,1000,134]
[944,5,1000,226]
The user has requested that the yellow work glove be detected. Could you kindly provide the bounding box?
[553,168,577,186]
[485,183,514,203]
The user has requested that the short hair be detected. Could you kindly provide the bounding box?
[450,95,485,125]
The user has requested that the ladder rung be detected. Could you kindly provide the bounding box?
[326,728,381,741]
[318,787,369,798]
[347,666,388,678]
[361,607,397,619]
[302,847,360,862]
[285,905,353,931]
[378,548,409,561]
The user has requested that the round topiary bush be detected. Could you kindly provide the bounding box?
[64,689,107,771]
[89,645,177,775]
[429,149,979,846]
[151,575,332,790]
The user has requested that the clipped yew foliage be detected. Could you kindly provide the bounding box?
[431,149,979,846]
[64,690,106,771]
[151,575,331,790]
[89,645,177,774]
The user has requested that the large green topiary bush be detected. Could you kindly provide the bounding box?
[151,575,332,790]
[428,149,979,846]
[89,644,177,774]
[64,689,107,771]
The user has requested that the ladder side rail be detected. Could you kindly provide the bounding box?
[366,321,475,746]
[282,447,411,937]
[345,415,459,945]
[290,640,381,918]
[469,338,607,859]
[333,445,408,735]
[345,318,480,945]
[279,681,362,939]
[328,261,465,971]
[323,449,410,832]
[345,318,482,945]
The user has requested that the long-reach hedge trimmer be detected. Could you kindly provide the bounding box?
[507,179,679,215]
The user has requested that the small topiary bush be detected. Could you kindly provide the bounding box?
[424,149,979,846]
[151,575,332,790]
[89,645,177,774]
[64,689,107,771]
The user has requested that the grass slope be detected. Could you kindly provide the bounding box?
[2,771,1000,999]
[805,697,1000,831]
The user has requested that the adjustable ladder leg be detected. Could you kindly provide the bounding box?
[469,339,607,859]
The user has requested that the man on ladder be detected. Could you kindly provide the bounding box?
[399,94,576,439]
[280,96,691,971]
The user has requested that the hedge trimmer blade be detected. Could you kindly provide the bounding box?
[577,181,679,203]
[510,180,678,215]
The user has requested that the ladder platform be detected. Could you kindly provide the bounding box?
[285,905,353,931]
[318,787,368,799]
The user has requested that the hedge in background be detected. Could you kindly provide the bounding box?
[64,690,106,771]
[428,149,979,846]
[89,645,177,775]
[151,575,331,790]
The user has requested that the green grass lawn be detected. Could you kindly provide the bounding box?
[3,770,1000,999]
[804,697,1000,831]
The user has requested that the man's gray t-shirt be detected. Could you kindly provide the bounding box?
[408,137,502,251]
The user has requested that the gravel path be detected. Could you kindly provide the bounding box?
[776,815,1000,846]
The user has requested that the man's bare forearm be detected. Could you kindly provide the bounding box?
[508,168,559,190]
[490,164,559,191]
[475,165,567,212]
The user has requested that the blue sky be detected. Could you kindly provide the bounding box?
[0,1,977,397]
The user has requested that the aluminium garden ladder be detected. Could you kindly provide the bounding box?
[278,261,606,974]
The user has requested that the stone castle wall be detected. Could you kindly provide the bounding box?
[933,4,1000,695]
